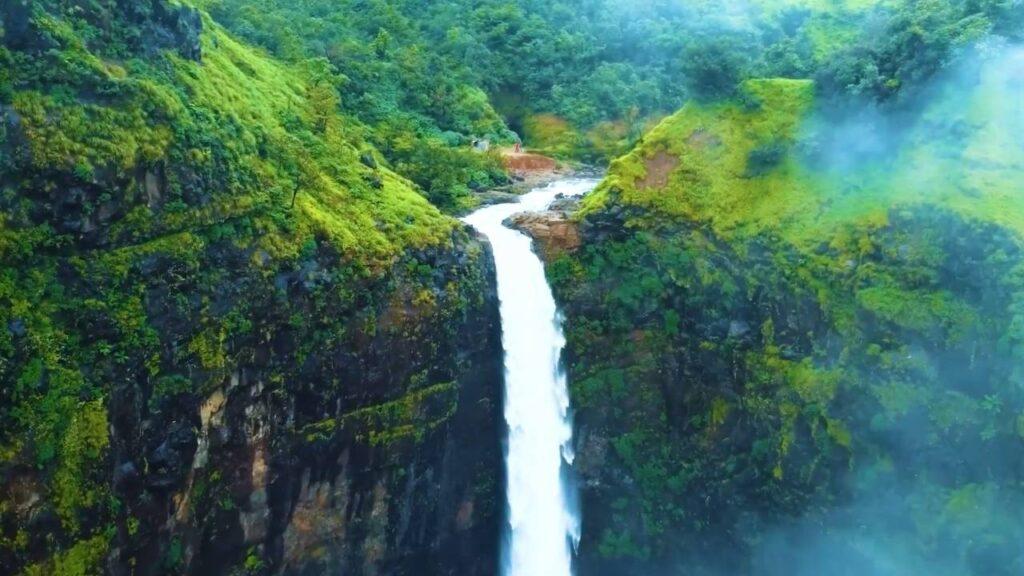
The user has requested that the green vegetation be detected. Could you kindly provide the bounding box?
[581,79,817,232]
[22,533,111,576]
[1,1,498,572]
[553,49,1024,575]
[302,381,458,447]
[206,0,514,211]
[210,0,1020,164]
[2,0,1022,573]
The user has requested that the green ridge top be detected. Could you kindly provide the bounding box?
[583,64,1024,246]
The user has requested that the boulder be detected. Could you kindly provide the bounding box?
[506,210,581,259]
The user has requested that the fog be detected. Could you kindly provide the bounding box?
[738,39,1024,576]
[804,40,1024,177]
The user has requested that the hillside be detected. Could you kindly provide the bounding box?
[3,0,1023,575]
[0,1,502,574]
[203,0,1019,166]
[549,55,1024,574]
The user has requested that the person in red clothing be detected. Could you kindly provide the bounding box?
[513,141,522,153]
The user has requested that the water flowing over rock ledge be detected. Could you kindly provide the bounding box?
[464,178,599,576]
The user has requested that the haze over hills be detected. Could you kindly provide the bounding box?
[1,0,1022,574]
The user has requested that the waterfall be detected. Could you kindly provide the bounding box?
[464,178,598,576]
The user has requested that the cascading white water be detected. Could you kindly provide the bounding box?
[464,178,598,576]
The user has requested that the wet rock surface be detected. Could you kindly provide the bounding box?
[134,235,504,576]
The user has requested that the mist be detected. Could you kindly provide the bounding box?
[555,9,1024,575]
[803,40,1024,177]
[735,40,1024,576]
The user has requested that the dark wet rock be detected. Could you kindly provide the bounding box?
[7,319,26,338]
[145,421,198,491]
[476,191,520,206]
[728,319,751,339]
[113,462,141,490]
[367,172,384,189]
[360,151,378,169]
[548,194,580,212]
[147,0,204,61]
[1,0,52,52]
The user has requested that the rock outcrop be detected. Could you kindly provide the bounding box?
[104,234,506,576]
[501,151,558,173]
[506,208,581,259]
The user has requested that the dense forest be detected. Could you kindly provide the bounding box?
[1,0,1023,574]
[207,0,1024,205]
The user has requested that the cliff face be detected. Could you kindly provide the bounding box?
[0,2,502,574]
[544,75,1024,575]
[97,231,504,576]
[96,233,503,576]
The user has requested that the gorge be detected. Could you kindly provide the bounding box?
[2,1,1023,575]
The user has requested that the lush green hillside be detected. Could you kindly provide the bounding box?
[551,50,1024,574]
[203,0,515,212]
[2,0,1022,574]
[206,0,1020,163]
[2,0,459,260]
[1,2,503,574]
[582,46,1024,240]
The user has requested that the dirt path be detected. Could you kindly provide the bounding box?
[501,150,558,172]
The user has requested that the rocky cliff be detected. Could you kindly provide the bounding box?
[542,73,1024,575]
[0,2,503,574]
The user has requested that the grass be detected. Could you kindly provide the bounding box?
[169,22,457,268]
[579,78,817,238]
[522,113,583,158]
[583,60,1024,250]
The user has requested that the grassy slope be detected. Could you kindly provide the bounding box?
[187,26,455,263]
[557,70,1024,572]
[0,4,474,572]
[582,61,1024,249]
[5,13,455,267]
[580,78,818,235]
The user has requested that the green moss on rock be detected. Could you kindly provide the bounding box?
[556,67,1024,573]
[1,2,502,573]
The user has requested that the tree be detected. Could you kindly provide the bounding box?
[304,57,342,133]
